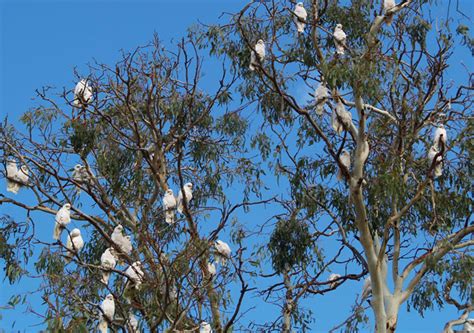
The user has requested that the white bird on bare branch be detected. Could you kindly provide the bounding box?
[215,240,231,265]
[73,79,93,108]
[98,294,115,333]
[53,203,71,240]
[293,2,307,33]
[337,150,351,181]
[100,247,118,285]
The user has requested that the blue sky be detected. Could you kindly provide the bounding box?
[0,0,472,332]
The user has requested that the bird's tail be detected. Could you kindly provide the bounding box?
[434,164,443,178]
[316,102,324,115]
[165,210,175,224]
[249,63,255,71]
[6,180,20,194]
[102,271,110,285]
[176,203,183,214]
[53,224,62,240]
[64,251,73,263]
[98,319,108,333]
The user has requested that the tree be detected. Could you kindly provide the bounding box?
[1,1,473,333]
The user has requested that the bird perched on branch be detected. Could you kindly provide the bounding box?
[207,262,217,278]
[111,225,132,264]
[315,82,329,115]
[433,125,447,149]
[428,145,443,178]
[73,79,93,108]
[249,40,266,71]
[215,240,232,265]
[98,294,115,333]
[361,276,372,300]
[200,321,212,333]
[337,150,351,181]
[293,2,307,33]
[125,261,145,290]
[177,183,193,214]
[53,203,71,240]
[6,160,29,194]
[333,24,347,55]
[328,273,341,288]
[384,0,396,25]
[163,189,177,224]
[100,247,118,285]
[65,228,84,263]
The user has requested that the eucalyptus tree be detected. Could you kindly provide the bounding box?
[199,0,473,332]
[0,37,269,332]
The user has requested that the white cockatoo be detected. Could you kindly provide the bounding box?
[207,262,217,278]
[328,273,341,288]
[111,224,132,264]
[428,145,443,178]
[15,165,29,185]
[177,183,193,214]
[293,2,307,33]
[433,125,447,149]
[65,228,84,263]
[464,318,474,332]
[384,0,396,25]
[336,101,352,128]
[127,313,139,333]
[98,294,115,333]
[163,189,177,224]
[337,150,351,181]
[73,79,93,107]
[315,82,329,115]
[125,261,145,290]
[6,159,20,194]
[200,321,212,333]
[53,203,72,240]
[72,164,91,183]
[361,276,372,300]
[331,107,343,135]
[215,240,232,265]
[100,247,118,285]
[249,39,266,71]
[333,24,347,55]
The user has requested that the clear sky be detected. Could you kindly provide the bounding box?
[0,0,472,332]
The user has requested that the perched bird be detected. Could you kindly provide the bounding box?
[111,225,124,244]
[72,164,91,183]
[215,240,232,265]
[331,107,343,135]
[464,318,474,332]
[433,125,447,149]
[100,247,118,285]
[16,165,29,185]
[361,276,372,300]
[328,273,341,288]
[207,262,217,278]
[384,0,396,25]
[65,228,84,263]
[336,101,352,128]
[125,261,145,290]
[249,40,266,71]
[293,2,307,33]
[428,145,443,178]
[163,189,177,224]
[200,321,212,333]
[333,24,347,55]
[6,159,20,194]
[315,83,329,115]
[98,294,115,333]
[73,79,93,108]
[53,203,72,240]
[177,183,193,214]
[127,313,139,333]
[337,150,351,181]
